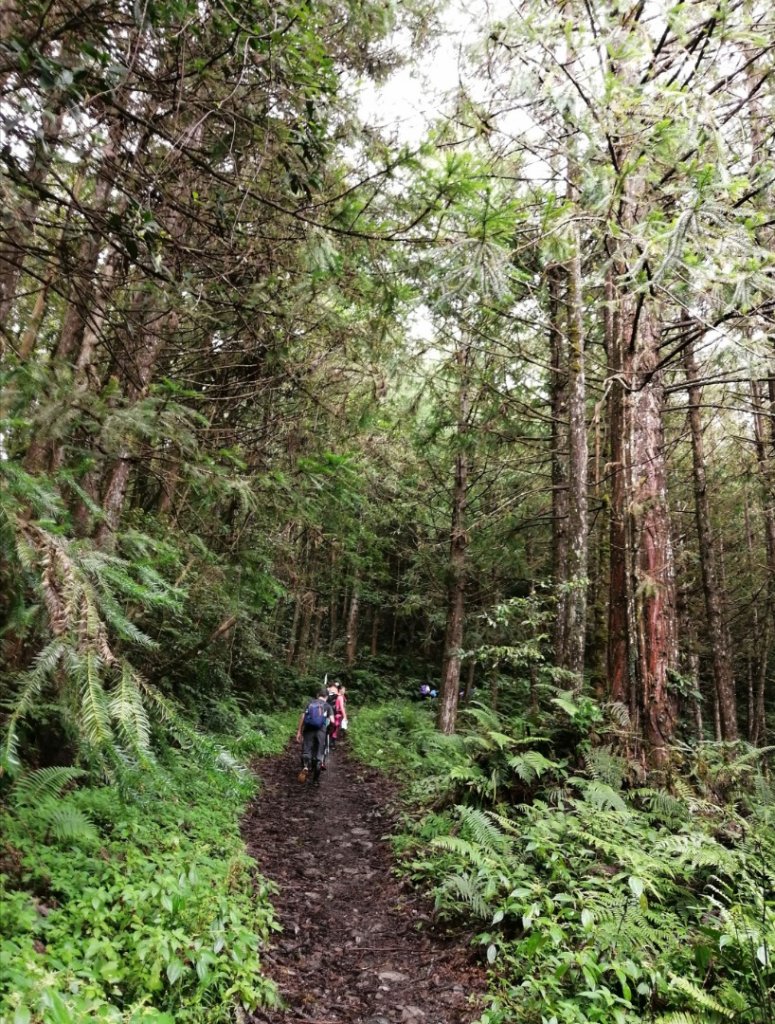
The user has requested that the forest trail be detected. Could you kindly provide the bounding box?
[242,742,487,1024]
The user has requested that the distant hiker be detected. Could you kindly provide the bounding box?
[337,684,348,737]
[418,683,431,700]
[328,682,346,751]
[325,680,339,754]
[296,688,333,785]
[313,680,334,770]
[326,678,339,708]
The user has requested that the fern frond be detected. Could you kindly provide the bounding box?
[585,746,628,788]
[0,493,199,769]
[449,763,487,784]
[635,786,689,824]
[653,834,735,874]
[458,805,512,853]
[669,975,735,1018]
[436,872,493,919]
[91,581,156,648]
[135,674,211,757]
[11,766,85,807]
[432,835,490,866]
[464,729,516,751]
[1,642,65,775]
[0,460,65,518]
[508,750,558,782]
[654,1014,711,1024]
[603,700,631,729]
[44,804,99,844]
[74,649,111,747]
[672,776,698,804]
[461,704,503,732]
[110,663,151,750]
[729,744,775,767]
[55,470,106,520]
[573,778,628,812]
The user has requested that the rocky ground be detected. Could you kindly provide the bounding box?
[243,741,487,1024]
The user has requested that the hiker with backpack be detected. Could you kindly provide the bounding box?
[325,679,340,716]
[335,684,348,739]
[326,681,347,752]
[296,688,333,785]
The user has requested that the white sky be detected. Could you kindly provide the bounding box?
[356,0,510,146]
[353,0,521,349]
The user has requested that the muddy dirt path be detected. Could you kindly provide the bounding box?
[243,742,487,1024]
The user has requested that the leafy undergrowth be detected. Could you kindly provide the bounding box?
[0,711,296,1024]
[350,699,775,1024]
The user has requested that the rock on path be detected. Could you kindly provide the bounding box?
[242,742,486,1024]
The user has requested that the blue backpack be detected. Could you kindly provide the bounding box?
[303,699,328,729]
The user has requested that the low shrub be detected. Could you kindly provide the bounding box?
[0,711,296,1024]
[352,700,775,1024]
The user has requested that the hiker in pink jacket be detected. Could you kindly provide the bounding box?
[329,683,347,750]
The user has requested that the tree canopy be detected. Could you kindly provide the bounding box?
[0,0,774,770]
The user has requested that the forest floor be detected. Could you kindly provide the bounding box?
[242,741,487,1024]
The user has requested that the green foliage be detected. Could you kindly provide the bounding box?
[0,482,191,774]
[0,712,295,1023]
[353,701,775,1024]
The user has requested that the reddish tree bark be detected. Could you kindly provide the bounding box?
[606,269,632,715]
[628,308,678,765]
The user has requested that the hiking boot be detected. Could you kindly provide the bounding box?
[297,766,309,783]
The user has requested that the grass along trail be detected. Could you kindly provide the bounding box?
[242,741,486,1024]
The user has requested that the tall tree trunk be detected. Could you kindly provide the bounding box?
[683,338,738,739]
[328,548,339,652]
[607,279,678,764]
[93,304,177,548]
[713,694,722,742]
[745,62,773,744]
[54,108,142,371]
[438,339,471,735]
[296,592,315,672]
[311,606,324,663]
[286,596,302,667]
[750,379,775,743]
[370,609,380,657]
[586,395,608,689]
[18,268,54,361]
[628,307,678,766]
[604,24,679,762]
[345,585,360,667]
[606,267,633,717]
[562,173,589,684]
[464,658,475,702]
[675,523,704,742]
[548,266,569,665]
